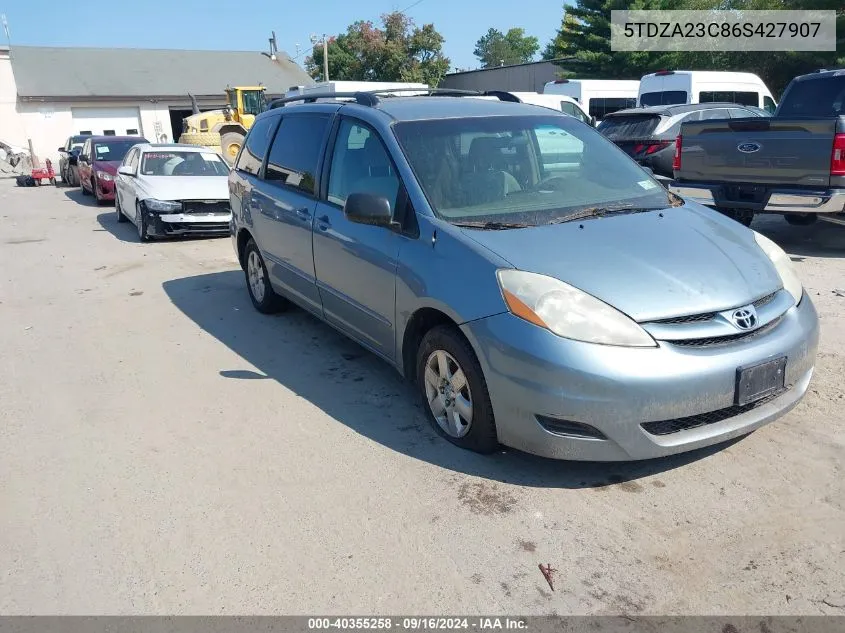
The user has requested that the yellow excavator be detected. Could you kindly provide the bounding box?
[178,86,267,164]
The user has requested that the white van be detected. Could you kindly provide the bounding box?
[487,92,594,126]
[637,71,776,112]
[542,79,640,120]
[285,81,429,99]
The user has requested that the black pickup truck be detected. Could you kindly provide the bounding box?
[669,69,845,227]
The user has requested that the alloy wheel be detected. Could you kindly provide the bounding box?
[423,349,473,438]
[247,250,266,303]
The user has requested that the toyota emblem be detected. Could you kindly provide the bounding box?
[731,307,758,330]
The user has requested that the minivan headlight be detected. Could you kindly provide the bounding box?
[753,232,803,305]
[496,270,656,347]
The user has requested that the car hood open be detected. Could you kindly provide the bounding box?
[460,204,783,322]
[136,176,230,202]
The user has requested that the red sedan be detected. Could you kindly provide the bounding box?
[78,136,148,204]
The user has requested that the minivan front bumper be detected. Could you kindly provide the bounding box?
[460,295,818,461]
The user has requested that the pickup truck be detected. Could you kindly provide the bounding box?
[669,68,845,228]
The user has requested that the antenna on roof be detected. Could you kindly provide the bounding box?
[268,31,278,60]
[1,14,10,47]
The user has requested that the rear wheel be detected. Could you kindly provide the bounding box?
[785,213,818,226]
[244,239,287,314]
[416,325,498,454]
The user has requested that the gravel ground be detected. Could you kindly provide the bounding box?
[0,178,843,615]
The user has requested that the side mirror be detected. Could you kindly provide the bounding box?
[343,192,394,227]
[77,154,88,163]
[590,116,597,126]
[640,165,655,176]
[58,147,66,152]
[117,166,135,177]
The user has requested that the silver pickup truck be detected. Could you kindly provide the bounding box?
[669,69,845,228]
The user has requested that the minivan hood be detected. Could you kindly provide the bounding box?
[137,176,230,201]
[460,204,782,322]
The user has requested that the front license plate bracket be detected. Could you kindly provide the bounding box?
[735,356,787,406]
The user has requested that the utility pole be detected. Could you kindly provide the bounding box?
[311,33,329,82]
[1,14,11,48]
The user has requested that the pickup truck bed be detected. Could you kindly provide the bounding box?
[669,69,845,227]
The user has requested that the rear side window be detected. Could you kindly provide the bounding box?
[264,115,331,195]
[778,76,845,117]
[237,115,278,175]
[588,97,637,120]
[699,91,759,106]
[597,115,660,140]
[699,108,731,120]
[560,101,591,124]
[639,91,687,106]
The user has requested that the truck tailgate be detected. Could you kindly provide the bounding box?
[677,118,835,187]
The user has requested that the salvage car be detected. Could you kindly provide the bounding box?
[598,103,769,178]
[229,91,819,461]
[670,68,845,227]
[115,143,231,241]
[78,135,149,204]
[57,134,90,186]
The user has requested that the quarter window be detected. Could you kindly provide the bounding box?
[763,96,777,113]
[328,120,399,211]
[264,114,331,195]
[236,115,278,175]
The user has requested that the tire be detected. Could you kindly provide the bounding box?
[416,325,498,454]
[60,166,67,184]
[116,192,127,223]
[67,166,77,187]
[81,177,91,195]
[716,207,753,227]
[243,238,287,314]
[135,202,149,242]
[220,131,245,165]
[785,213,818,226]
[178,132,221,147]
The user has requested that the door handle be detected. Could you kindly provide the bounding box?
[317,215,330,231]
[295,207,311,220]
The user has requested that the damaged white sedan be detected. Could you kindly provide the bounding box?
[115,143,231,241]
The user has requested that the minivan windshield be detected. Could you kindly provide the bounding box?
[393,115,675,226]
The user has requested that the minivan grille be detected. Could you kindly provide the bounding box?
[668,316,782,347]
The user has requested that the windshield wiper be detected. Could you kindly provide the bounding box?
[548,205,662,225]
[452,221,532,230]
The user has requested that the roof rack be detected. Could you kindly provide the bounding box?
[266,88,522,109]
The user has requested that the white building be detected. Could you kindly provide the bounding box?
[0,45,314,165]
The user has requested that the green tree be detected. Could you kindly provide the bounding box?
[473,28,540,67]
[306,12,451,86]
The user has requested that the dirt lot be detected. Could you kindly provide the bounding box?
[0,177,843,615]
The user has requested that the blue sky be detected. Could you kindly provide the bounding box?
[0,0,567,72]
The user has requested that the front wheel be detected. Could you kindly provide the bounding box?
[116,192,127,223]
[135,202,149,242]
[220,131,245,165]
[416,325,498,454]
[244,239,287,313]
[81,177,91,195]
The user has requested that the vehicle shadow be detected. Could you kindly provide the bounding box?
[752,214,845,258]
[63,186,103,208]
[95,212,141,244]
[162,270,741,489]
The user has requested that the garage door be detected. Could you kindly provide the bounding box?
[71,107,143,137]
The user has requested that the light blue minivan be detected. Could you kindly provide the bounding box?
[228,91,818,462]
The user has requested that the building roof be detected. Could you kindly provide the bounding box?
[445,58,575,77]
[9,46,315,99]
